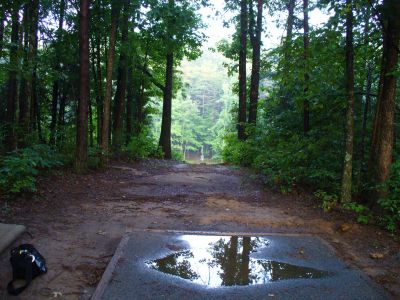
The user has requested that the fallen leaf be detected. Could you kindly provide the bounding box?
[369,252,384,259]
[338,224,351,233]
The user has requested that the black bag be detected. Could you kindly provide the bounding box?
[7,244,47,296]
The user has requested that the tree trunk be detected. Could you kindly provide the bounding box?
[18,4,29,134]
[303,0,310,134]
[75,0,90,173]
[113,0,130,151]
[159,53,173,159]
[367,0,400,202]
[248,0,262,125]
[27,0,40,141]
[340,0,355,203]
[0,14,4,57]
[126,65,134,141]
[238,0,248,140]
[95,32,103,145]
[357,5,372,185]
[5,6,19,152]
[280,0,296,108]
[101,1,119,164]
[50,0,65,146]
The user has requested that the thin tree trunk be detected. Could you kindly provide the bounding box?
[18,4,29,133]
[75,0,90,172]
[248,0,262,125]
[95,33,103,145]
[27,0,40,141]
[280,0,296,108]
[367,0,400,202]
[341,0,355,203]
[50,0,65,146]
[101,2,119,164]
[5,6,19,152]
[126,65,134,141]
[303,0,310,134]
[357,5,372,184]
[0,14,4,57]
[159,52,173,159]
[238,0,248,140]
[113,0,130,151]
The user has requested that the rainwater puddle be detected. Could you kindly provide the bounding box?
[146,235,330,287]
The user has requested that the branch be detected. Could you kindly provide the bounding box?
[135,64,165,92]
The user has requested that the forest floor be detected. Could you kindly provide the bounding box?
[0,159,399,299]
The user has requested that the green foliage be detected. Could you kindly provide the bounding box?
[378,161,400,232]
[0,145,62,197]
[126,127,163,160]
[343,202,371,225]
[315,190,338,212]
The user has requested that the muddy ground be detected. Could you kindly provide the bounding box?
[0,160,399,299]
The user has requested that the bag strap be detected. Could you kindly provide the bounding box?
[7,256,33,296]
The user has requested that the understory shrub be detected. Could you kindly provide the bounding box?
[126,127,163,160]
[0,144,62,197]
[378,160,400,232]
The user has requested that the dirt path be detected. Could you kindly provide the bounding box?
[0,160,399,299]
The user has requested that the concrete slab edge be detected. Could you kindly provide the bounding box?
[135,228,320,236]
[91,235,130,300]
[0,224,26,254]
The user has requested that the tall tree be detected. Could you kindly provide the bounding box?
[101,1,119,164]
[303,0,310,134]
[159,52,174,159]
[238,0,248,140]
[75,0,90,172]
[50,0,65,146]
[113,0,131,151]
[341,0,355,203]
[367,0,400,201]
[248,0,263,125]
[5,5,20,151]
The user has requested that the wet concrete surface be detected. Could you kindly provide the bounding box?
[94,232,389,300]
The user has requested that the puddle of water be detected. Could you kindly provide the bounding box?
[146,235,330,287]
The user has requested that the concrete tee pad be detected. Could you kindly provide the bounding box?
[93,232,389,300]
[0,223,25,254]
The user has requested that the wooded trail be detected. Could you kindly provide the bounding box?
[0,160,399,299]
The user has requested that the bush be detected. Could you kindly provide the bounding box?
[0,144,62,197]
[378,160,400,232]
[126,128,163,160]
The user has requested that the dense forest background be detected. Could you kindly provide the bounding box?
[0,0,399,232]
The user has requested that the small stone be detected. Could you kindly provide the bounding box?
[338,224,351,233]
[369,252,384,259]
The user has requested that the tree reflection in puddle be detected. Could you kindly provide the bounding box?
[146,235,330,287]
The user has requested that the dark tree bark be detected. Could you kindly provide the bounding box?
[0,14,4,57]
[126,65,134,141]
[357,5,372,184]
[367,0,400,201]
[95,31,104,145]
[5,6,20,151]
[101,1,119,164]
[248,0,263,125]
[75,0,90,172]
[18,4,30,133]
[341,0,355,203]
[280,0,296,108]
[159,52,173,159]
[303,0,310,134]
[26,0,40,141]
[238,0,248,140]
[113,0,130,151]
[50,0,65,146]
